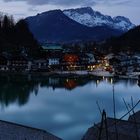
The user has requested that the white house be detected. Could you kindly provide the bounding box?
[48,58,60,66]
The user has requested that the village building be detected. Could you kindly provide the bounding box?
[62,54,80,71]
[42,44,63,56]
[46,53,62,71]
[9,55,32,72]
[79,53,96,70]
[108,53,140,74]
[41,44,63,70]
[0,55,9,71]
[80,53,95,65]
[32,59,48,72]
[48,56,60,66]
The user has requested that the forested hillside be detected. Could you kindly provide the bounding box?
[0,14,41,58]
[104,25,140,52]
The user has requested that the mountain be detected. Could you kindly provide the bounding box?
[25,9,132,44]
[63,7,135,31]
[104,25,140,51]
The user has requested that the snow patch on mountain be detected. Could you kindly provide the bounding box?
[63,7,135,31]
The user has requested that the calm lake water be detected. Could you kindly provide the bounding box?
[0,74,140,140]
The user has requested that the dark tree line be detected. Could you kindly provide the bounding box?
[102,25,140,53]
[0,14,42,58]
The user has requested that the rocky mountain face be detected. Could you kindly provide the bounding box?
[63,7,135,31]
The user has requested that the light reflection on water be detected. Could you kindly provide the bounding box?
[0,75,140,140]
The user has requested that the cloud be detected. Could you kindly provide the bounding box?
[3,0,134,6]
[3,0,95,6]
[1,0,140,24]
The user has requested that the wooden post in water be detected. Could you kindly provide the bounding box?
[98,110,109,140]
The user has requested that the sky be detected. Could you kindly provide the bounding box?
[0,0,140,25]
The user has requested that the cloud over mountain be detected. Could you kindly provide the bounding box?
[1,0,140,24]
[3,0,134,6]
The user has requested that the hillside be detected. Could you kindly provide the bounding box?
[104,25,140,52]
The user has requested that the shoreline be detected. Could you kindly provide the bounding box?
[0,70,139,79]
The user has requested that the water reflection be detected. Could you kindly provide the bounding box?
[0,74,140,140]
[0,74,139,107]
[0,75,39,106]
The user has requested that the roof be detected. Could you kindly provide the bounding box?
[83,117,140,140]
[86,53,94,58]
[42,44,63,50]
[82,110,140,140]
[128,111,140,123]
[11,55,29,61]
[0,119,62,140]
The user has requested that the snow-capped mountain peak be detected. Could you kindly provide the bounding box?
[63,7,135,31]
[113,16,135,30]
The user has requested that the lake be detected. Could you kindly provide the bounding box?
[0,74,140,140]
